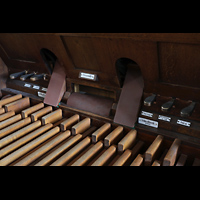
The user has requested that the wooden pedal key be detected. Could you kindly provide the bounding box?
[71,118,91,135]
[0,114,22,130]
[104,126,124,147]
[113,140,144,166]
[0,120,41,148]
[0,108,5,115]
[50,136,91,166]
[144,135,164,166]
[71,141,104,166]
[21,103,44,118]
[163,138,181,166]
[130,154,144,166]
[118,129,137,152]
[15,130,71,166]
[91,145,117,166]
[0,123,53,159]
[92,123,111,143]
[5,97,30,113]
[35,133,83,166]
[41,109,62,125]
[0,117,31,139]
[31,106,52,122]
[0,94,22,108]
[0,126,60,166]
[60,114,80,131]
[0,111,15,122]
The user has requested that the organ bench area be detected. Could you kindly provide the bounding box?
[0,33,200,166]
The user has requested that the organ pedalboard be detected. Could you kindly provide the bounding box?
[0,94,193,166]
[0,33,200,166]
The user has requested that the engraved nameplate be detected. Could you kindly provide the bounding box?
[158,115,171,122]
[138,117,158,128]
[42,87,47,92]
[141,111,153,118]
[177,119,191,127]
[24,83,31,88]
[33,85,40,90]
[79,72,97,81]
[38,92,46,98]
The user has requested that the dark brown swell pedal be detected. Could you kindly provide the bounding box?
[44,60,66,107]
[114,67,144,128]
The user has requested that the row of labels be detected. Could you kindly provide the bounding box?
[138,111,191,128]
[24,83,47,98]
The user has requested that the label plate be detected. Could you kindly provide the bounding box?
[33,85,40,90]
[141,111,153,118]
[138,117,158,128]
[24,83,31,88]
[38,92,46,98]
[79,72,97,81]
[177,119,191,127]
[158,115,171,122]
[42,87,47,92]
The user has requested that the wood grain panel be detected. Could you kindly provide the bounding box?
[158,42,200,88]
[62,37,101,71]
[0,57,8,97]
[0,33,72,75]
[1,33,200,101]
[62,35,158,88]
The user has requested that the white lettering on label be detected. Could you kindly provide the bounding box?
[141,111,153,118]
[24,83,31,88]
[33,85,40,90]
[42,87,47,92]
[38,92,46,98]
[158,115,171,122]
[177,119,191,127]
[79,72,97,81]
[138,117,158,128]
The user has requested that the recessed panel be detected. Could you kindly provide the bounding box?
[158,42,200,88]
[61,37,101,72]
[0,34,39,63]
